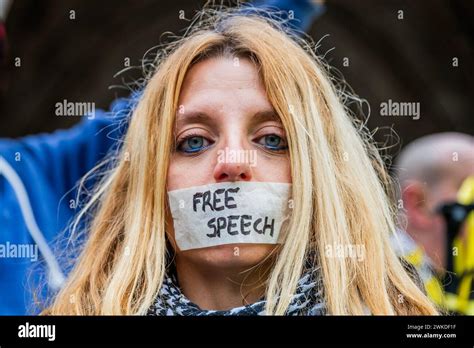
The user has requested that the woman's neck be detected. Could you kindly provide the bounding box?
[175,256,269,311]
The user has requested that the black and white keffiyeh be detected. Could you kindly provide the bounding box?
[147,264,325,316]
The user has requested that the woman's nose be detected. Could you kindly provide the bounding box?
[213,147,254,182]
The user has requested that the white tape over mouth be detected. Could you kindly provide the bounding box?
[168,182,292,251]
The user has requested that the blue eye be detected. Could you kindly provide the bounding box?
[257,134,288,151]
[178,136,211,153]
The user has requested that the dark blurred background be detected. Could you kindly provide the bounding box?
[0,0,473,155]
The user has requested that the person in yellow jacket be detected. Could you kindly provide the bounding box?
[391,229,446,308]
[440,176,474,314]
[394,132,474,314]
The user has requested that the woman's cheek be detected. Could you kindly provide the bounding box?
[253,154,291,183]
[167,152,218,190]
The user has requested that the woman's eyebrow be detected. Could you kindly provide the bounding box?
[175,109,280,128]
[175,111,214,128]
[250,110,281,126]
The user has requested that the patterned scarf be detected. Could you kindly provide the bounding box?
[147,263,325,316]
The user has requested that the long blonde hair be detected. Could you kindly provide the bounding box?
[43,6,437,315]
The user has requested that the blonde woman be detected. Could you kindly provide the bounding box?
[42,7,437,315]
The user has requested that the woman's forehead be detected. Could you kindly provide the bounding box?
[177,57,275,120]
[180,57,262,95]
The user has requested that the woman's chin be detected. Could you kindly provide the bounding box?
[180,243,276,270]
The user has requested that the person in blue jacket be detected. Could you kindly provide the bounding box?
[0,0,325,315]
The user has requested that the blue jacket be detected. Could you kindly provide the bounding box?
[0,97,133,314]
[0,0,324,315]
